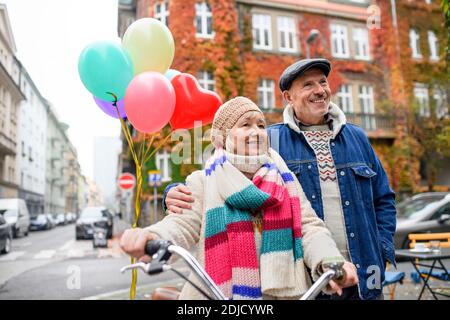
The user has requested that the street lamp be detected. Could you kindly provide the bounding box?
[306,29,320,59]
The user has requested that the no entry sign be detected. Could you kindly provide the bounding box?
[118,173,136,191]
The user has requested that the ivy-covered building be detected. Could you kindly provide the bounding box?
[117,0,449,222]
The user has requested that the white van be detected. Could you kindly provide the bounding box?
[0,198,30,238]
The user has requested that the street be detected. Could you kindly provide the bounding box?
[0,219,187,300]
[1,218,449,300]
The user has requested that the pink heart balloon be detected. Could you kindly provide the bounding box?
[169,73,222,130]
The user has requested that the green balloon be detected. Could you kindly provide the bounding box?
[78,41,134,101]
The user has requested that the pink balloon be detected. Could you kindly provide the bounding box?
[124,72,176,133]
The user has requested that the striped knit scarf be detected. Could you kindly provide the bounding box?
[203,148,304,300]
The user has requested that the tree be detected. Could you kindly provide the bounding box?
[442,0,450,62]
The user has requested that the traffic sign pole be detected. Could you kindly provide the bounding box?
[148,170,162,224]
[153,186,157,223]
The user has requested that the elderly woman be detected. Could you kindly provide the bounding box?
[120,97,357,300]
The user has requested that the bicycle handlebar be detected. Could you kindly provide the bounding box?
[121,239,346,300]
[145,240,164,256]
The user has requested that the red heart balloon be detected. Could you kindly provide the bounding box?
[169,73,222,130]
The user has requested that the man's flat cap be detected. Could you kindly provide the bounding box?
[279,58,331,91]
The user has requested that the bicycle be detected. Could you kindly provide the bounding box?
[120,239,346,300]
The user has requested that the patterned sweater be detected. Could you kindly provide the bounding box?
[298,123,350,261]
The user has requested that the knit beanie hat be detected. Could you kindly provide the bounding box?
[210,96,263,148]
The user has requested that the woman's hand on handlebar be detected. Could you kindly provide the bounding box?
[326,261,359,296]
[120,228,156,261]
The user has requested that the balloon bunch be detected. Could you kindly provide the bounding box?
[78,18,222,299]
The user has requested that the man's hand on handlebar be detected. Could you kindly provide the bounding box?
[120,228,156,261]
[324,261,359,296]
[166,185,194,215]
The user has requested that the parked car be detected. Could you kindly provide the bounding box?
[66,212,76,224]
[394,192,450,249]
[55,213,67,226]
[30,214,55,231]
[76,206,113,240]
[45,214,57,229]
[0,214,12,254]
[0,198,30,238]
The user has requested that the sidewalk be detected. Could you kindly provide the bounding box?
[384,261,450,300]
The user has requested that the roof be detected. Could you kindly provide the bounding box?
[0,3,17,53]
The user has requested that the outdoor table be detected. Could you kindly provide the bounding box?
[395,248,450,300]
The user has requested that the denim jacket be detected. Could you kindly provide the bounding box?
[266,103,396,300]
[163,103,397,300]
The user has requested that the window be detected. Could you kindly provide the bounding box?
[428,30,439,61]
[154,2,169,26]
[358,85,376,130]
[353,27,370,60]
[156,150,172,182]
[336,84,353,113]
[433,86,448,118]
[331,24,350,58]
[409,29,422,59]
[197,70,215,91]
[257,79,275,110]
[195,2,213,38]
[252,14,272,50]
[277,16,297,53]
[431,203,450,220]
[413,83,430,117]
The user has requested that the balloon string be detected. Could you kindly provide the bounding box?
[108,93,171,300]
[109,92,141,300]
[138,133,146,168]
[144,132,172,164]
[142,134,156,165]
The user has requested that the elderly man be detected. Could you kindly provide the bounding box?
[163,58,397,300]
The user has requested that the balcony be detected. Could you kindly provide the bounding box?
[346,113,396,139]
[0,132,16,156]
[262,109,396,139]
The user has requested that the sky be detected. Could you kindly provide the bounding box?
[3,0,122,180]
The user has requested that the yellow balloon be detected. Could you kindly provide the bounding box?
[122,18,175,75]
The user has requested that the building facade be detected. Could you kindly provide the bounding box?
[86,177,103,207]
[16,63,47,215]
[118,0,448,195]
[2,3,88,214]
[45,104,68,214]
[64,141,83,214]
[0,4,23,198]
[393,0,449,189]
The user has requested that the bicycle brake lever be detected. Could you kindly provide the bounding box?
[120,262,172,275]
[120,262,151,274]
